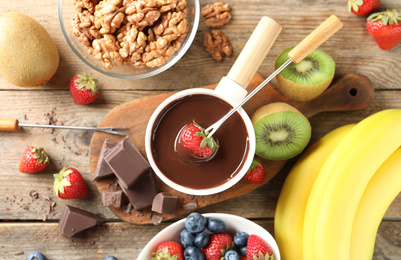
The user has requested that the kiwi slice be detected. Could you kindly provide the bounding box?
[274,47,335,102]
[251,102,311,160]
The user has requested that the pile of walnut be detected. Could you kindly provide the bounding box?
[72,0,190,69]
[201,1,232,61]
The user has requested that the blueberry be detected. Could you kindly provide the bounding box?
[27,252,45,260]
[194,232,209,248]
[239,246,247,256]
[207,217,226,233]
[185,212,207,233]
[180,228,195,248]
[233,231,249,247]
[224,250,240,260]
[184,246,205,260]
[104,257,117,260]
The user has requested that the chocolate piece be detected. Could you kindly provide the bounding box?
[102,191,123,208]
[104,136,151,189]
[58,206,103,238]
[152,192,177,215]
[152,214,163,225]
[119,171,158,211]
[93,138,118,181]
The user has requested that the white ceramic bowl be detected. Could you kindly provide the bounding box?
[144,87,256,196]
[58,0,200,79]
[137,213,281,259]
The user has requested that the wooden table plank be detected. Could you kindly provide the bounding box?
[0,1,400,91]
[1,89,401,221]
[1,0,401,259]
[0,220,399,259]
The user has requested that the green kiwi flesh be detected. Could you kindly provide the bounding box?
[253,110,311,160]
[274,47,335,101]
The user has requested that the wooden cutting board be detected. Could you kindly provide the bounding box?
[89,73,373,224]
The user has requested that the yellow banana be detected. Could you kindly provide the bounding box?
[275,124,355,260]
[351,147,401,260]
[303,109,401,260]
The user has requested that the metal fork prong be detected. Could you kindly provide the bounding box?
[102,130,128,136]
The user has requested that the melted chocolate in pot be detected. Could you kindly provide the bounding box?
[151,94,249,190]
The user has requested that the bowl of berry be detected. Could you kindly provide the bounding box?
[138,212,280,259]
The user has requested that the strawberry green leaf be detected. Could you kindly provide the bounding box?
[368,9,401,25]
[200,138,208,147]
[75,74,99,93]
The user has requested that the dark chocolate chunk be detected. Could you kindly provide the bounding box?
[152,192,178,216]
[58,206,103,238]
[152,214,163,225]
[102,191,123,208]
[104,136,151,189]
[93,138,118,181]
[119,170,158,211]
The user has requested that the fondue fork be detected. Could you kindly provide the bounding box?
[206,15,343,138]
[0,117,128,136]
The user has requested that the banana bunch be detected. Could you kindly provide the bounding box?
[274,109,401,260]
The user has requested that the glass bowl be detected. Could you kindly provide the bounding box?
[57,0,200,79]
[138,213,281,259]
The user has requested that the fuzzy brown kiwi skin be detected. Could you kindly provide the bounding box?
[275,72,334,102]
[0,12,59,87]
[251,102,302,124]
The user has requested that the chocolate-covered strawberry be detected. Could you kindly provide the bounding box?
[18,146,49,173]
[178,121,219,161]
[70,73,99,105]
[53,166,89,199]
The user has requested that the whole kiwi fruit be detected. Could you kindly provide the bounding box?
[274,47,335,102]
[252,102,311,160]
[0,12,59,87]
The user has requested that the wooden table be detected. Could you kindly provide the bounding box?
[1,0,400,259]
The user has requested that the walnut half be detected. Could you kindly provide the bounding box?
[201,2,231,28]
[203,29,232,61]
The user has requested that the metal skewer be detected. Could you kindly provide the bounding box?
[0,118,128,136]
[205,15,343,138]
[205,59,292,137]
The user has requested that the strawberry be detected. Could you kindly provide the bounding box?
[53,166,89,199]
[152,241,184,260]
[202,233,233,260]
[348,0,380,16]
[179,121,219,160]
[18,146,49,173]
[244,159,265,184]
[69,73,99,105]
[246,234,273,260]
[366,9,401,50]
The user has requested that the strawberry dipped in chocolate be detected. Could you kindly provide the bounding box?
[176,121,219,162]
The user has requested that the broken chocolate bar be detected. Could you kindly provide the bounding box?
[152,192,178,216]
[104,136,151,189]
[93,138,118,181]
[58,206,103,238]
[119,170,158,211]
[102,191,124,208]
